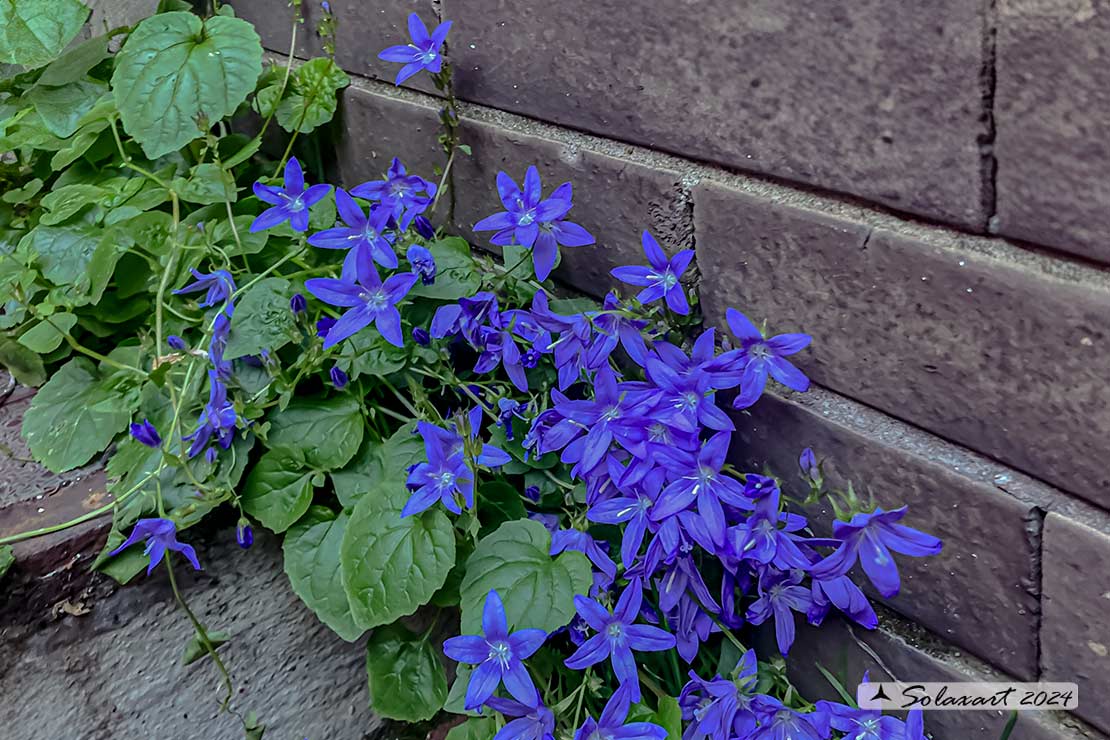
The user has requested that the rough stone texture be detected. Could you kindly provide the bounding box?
[0,528,386,740]
[696,181,1110,507]
[732,390,1040,679]
[995,0,1110,262]
[445,0,986,228]
[232,0,441,96]
[335,81,690,297]
[773,615,1106,740]
[1041,513,1110,734]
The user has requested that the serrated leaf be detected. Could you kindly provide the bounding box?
[365,624,447,722]
[275,57,349,134]
[265,394,363,471]
[240,448,315,533]
[111,12,263,158]
[17,313,76,353]
[459,518,592,634]
[19,224,101,289]
[21,358,132,472]
[223,276,296,360]
[282,506,363,641]
[340,476,455,630]
[331,423,422,509]
[181,630,230,666]
[0,0,89,68]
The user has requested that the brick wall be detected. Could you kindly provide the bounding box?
[230,1,1110,737]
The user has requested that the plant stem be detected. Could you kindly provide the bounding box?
[165,558,235,712]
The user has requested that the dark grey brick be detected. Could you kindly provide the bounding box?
[732,391,1039,679]
[232,0,440,95]
[774,616,1104,740]
[1042,513,1110,735]
[695,181,1110,507]
[994,2,1110,262]
[445,0,986,228]
[335,81,689,297]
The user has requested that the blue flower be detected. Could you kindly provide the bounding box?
[485,697,556,740]
[816,700,904,740]
[350,157,436,228]
[290,293,307,314]
[329,365,348,389]
[705,309,812,410]
[808,573,877,630]
[799,447,819,481]
[473,167,573,281]
[173,268,236,312]
[611,231,694,315]
[727,489,811,571]
[574,687,666,740]
[308,188,397,278]
[109,518,201,575]
[746,569,812,655]
[185,371,239,459]
[552,367,656,474]
[550,529,617,588]
[810,507,942,598]
[250,157,330,233]
[412,326,431,345]
[129,419,161,448]
[644,353,733,433]
[750,697,830,740]
[167,334,188,351]
[905,707,925,740]
[443,590,547,709]
[402,421,474,517]
[304,263,418,350]
[407,244,436,285]
[236,518,253,549]
[564,579,676,702]
[679,653,759,739]
[587,470,663,568]
[490,180,593,282]
[377,13,452,85]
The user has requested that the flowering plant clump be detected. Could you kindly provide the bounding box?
[0,4,941,739]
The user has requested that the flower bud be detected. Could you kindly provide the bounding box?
[330,365,349,390]
[129,419,162,448]
[412,215,436,240]
[236,518,253,549]
[167,335,188,351]
[290,293,307,314]
[412,326,431,346]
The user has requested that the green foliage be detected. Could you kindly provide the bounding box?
[264,395,364,470]
[273,57,349,134]
[364,624,448,722]
[0,545,13,580]
[21,358,134,472]
[282,506,364,641]
[240,448,316,533]
[111,12,262,158]
[223,277,296,359]
[0,0,89,68]
[459,518,593,634]
[181,630,230,666]
[340,476,455,630]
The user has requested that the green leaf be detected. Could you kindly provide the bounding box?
[282,506,364,641]
[21,358,133,472]
[0,545,13,580]
[443,664,479,717]
[111,12,263,158]
[0,338,45,386]
[20,224,101,289]
[0,0,89,68]
[477,480,526,536]
[331,423,423,508]
[17,312,76,353]
[174,163,238,205]
[275,57,349,134]
[28,79,108,138]
[445,718,494,740]
[181,630,230,666]
[223,277,296,360]
[409,237,481,301]
[1,177,42,204]
[364,624,448,722]
[265,394,363,471]
[40,183,106,225]
[240,448,315,533]
[36,33,111,87]
[654,695,683,739]
[340,476,455,630]
[459,518,592,634]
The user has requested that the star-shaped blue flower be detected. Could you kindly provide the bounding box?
[564,578,676,702]
[250,157,330,233]
[304,261,417,349]
[443,590,547,709]
[473,167,573,280]
[110,518,201,575]
[705,308,812,409]
[573,687,666,740]
[611,231,694,315]
[308,188,397,278]
[378,13,453,85]
[173,268,236,312]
